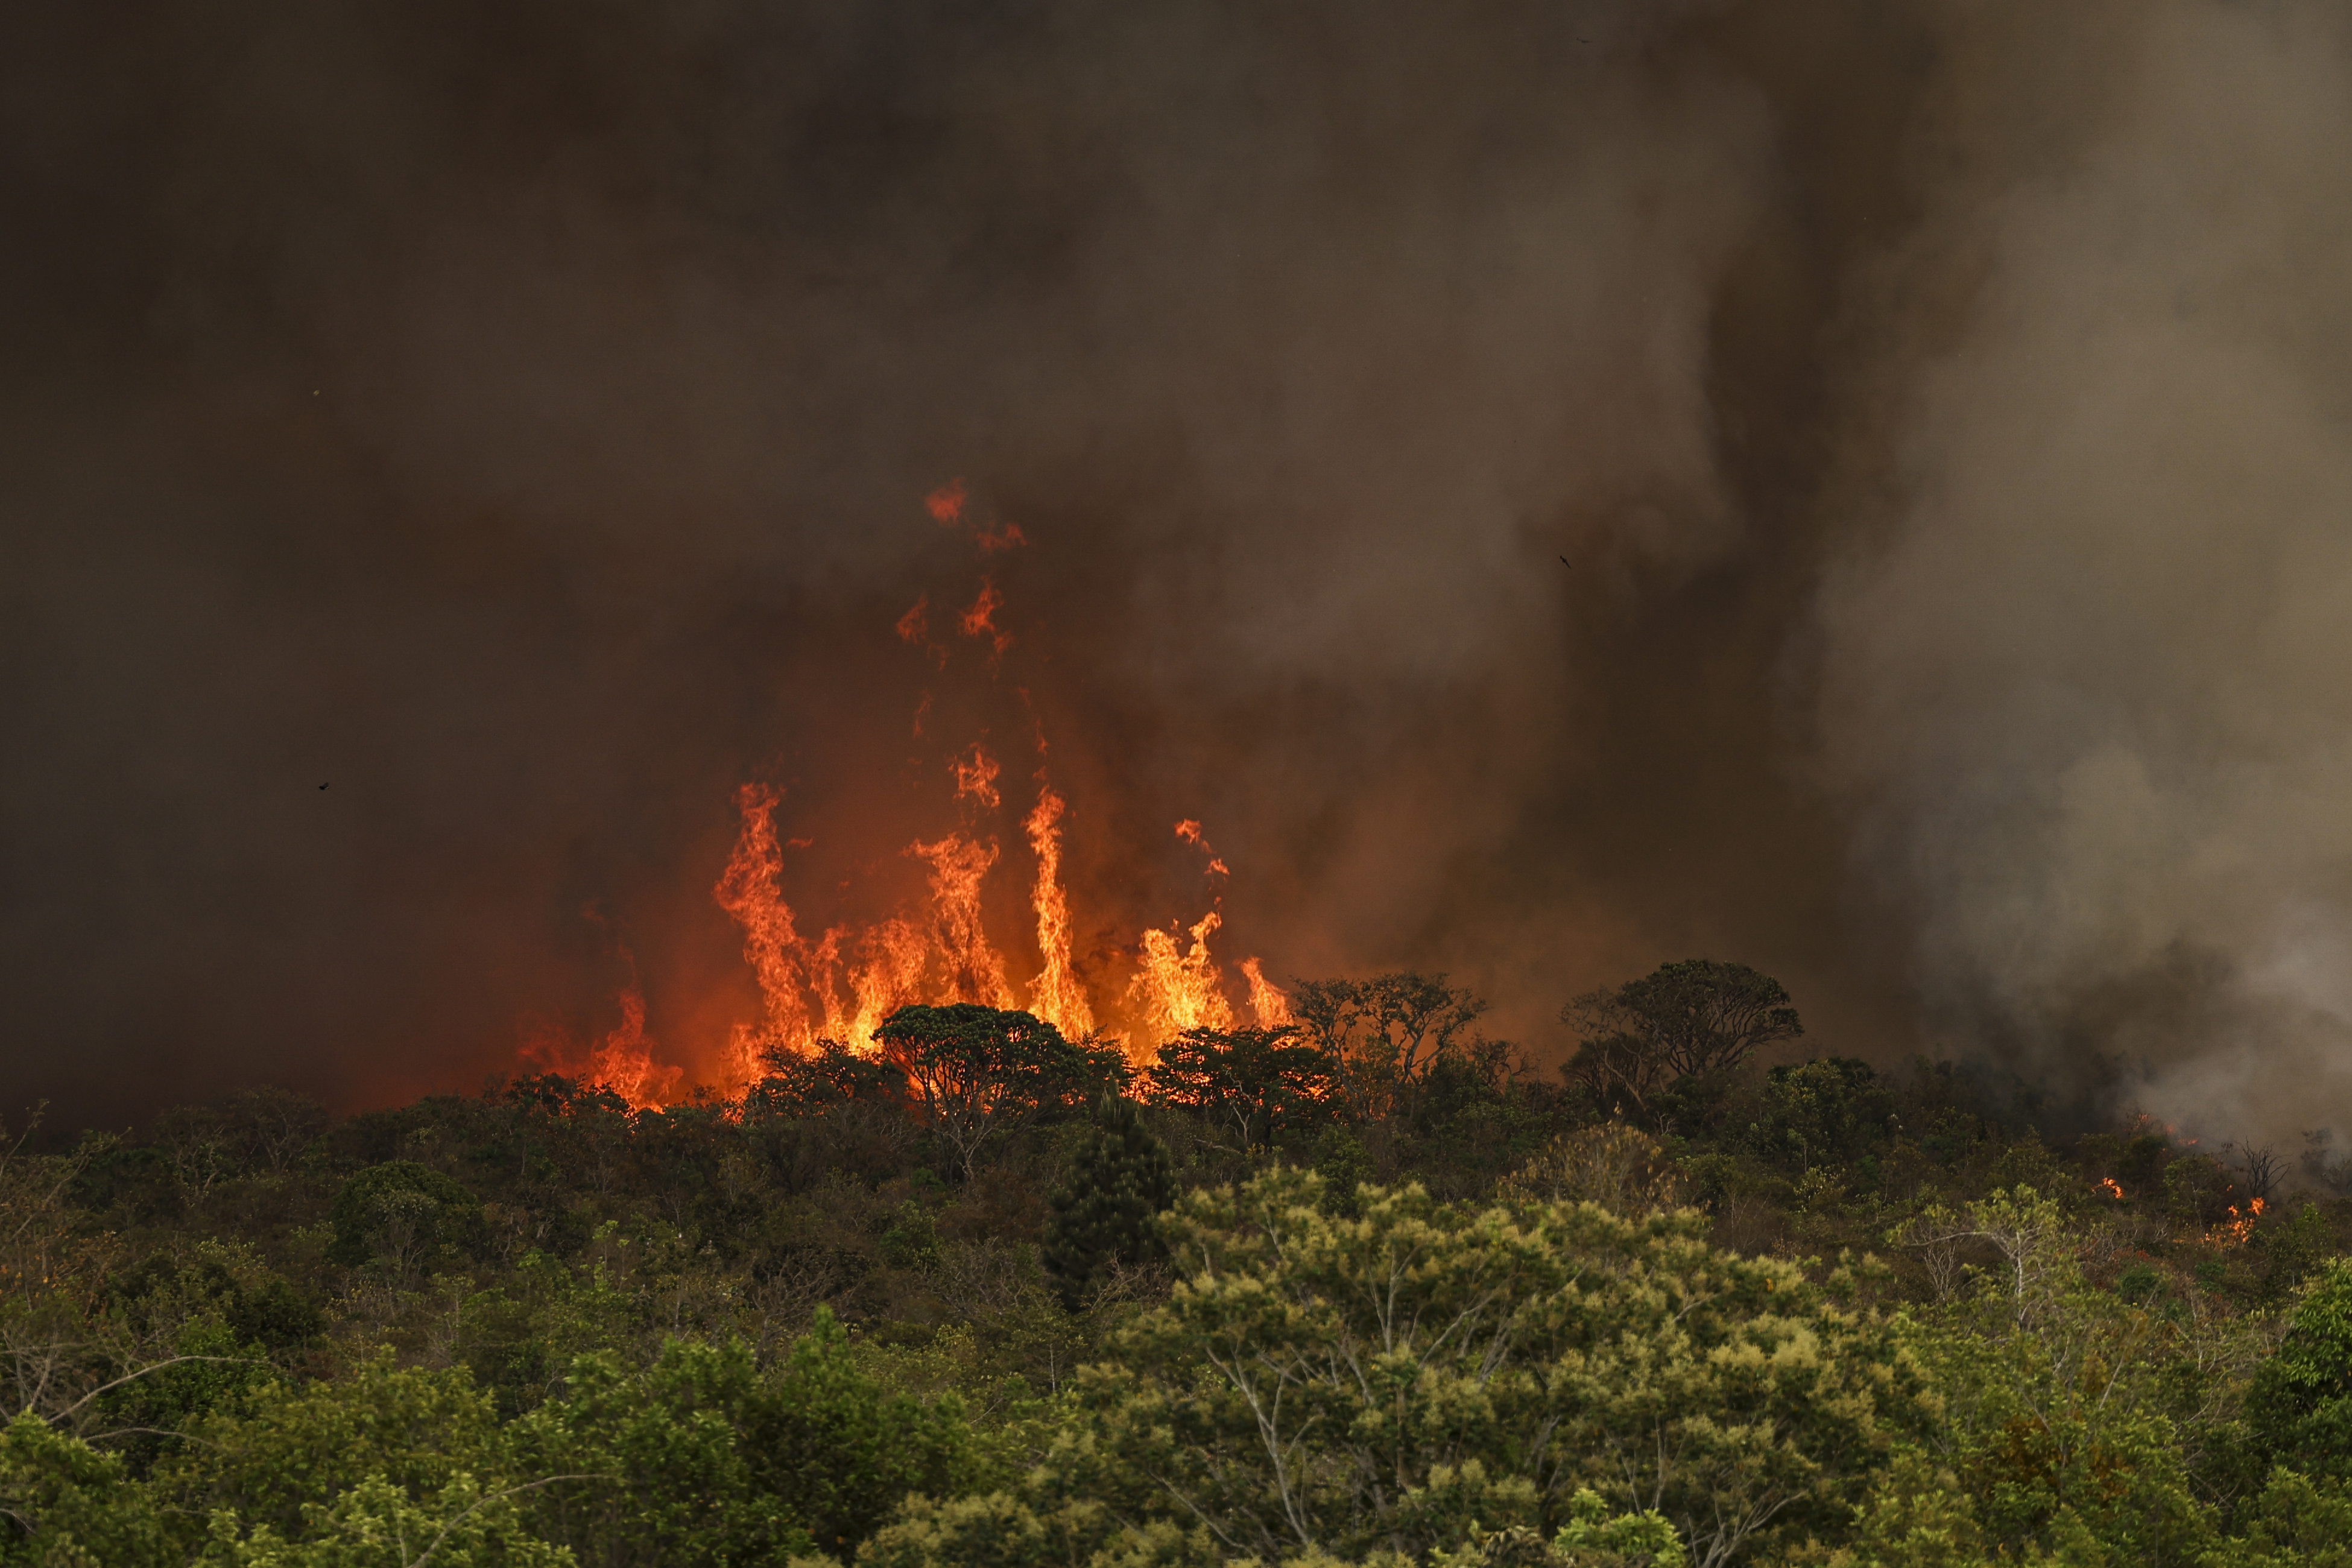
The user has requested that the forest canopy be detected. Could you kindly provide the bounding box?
[4,963,2351,1566]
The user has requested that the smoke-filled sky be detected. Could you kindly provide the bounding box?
[5,0,2350,1142]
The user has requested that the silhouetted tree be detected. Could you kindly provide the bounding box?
[748,1038,908,1118]
[1291,972,1489,1125]
[1564,958,1803,1124]
[1143,1025,1332,1150]
[873,1004,1128,1181]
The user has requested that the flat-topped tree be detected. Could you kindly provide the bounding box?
[872,1003,1128,1181]
[1564,958,1803,1125]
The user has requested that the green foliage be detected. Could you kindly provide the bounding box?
[1497,1124,1686,1216]
[155,1353,506,1552]
[2244,1257,2352,1481]
[750,1308,976,1556]
[1042,1099,1177,1309]
[41,954,2352,1568]
[198,1472,569,1567]
[0,1415,168,1566]
[1888,1186,2236,1562]
[2201,1468,2352,1567]
[1430,1490,1686,1567]
[851,1491,1208,1568]
[509,1336,810,1565]
[326,1163,485,1274]
[880,1202,943,1271]
[1309,1127,1374,1216]
[751,1042,910,1119]
[1057,1166,1927,1566]
[1746,1058,1890,1172]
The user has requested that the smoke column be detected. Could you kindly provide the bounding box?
[1,1,2347,1144]
[1809,1,2352,1146]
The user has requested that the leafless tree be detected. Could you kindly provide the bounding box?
[2223,1141,2283,1202]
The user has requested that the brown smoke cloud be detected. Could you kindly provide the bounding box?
[1808,1,2352,1146]
[1,1,2342,1142]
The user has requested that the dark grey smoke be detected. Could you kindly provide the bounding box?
[3,1,2340,1141]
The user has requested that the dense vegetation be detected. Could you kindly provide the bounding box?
[7,968,2352,1565]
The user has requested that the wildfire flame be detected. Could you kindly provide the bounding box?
[950,743,1002,809]
[712,781,818,1084]
[2213,1195,2266,1248]
[534,480,1290,1104]
[1241,956,1294,1027]
[517,956,683,1109]
[1023,784,1095,1039]
[1130,911,1236,1044]
[587,985,682,1108]
[2100,1177,2125,1200]
[959,581,1011,656]
[1175,818,1231,877]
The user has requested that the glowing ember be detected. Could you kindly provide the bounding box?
[959,581,1010,656]
[1175,818,1231,877]
[925,477,968,525]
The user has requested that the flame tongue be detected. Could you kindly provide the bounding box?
[1130,911,1236,1045]
[909,832,1017,1009]
[1241,956,1294,1028]
[588,985,681,1107]
[1025,784,1095,1038]
[554,485,1296,1095]
[712,782,815,1084]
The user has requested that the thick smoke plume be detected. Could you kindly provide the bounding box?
[1810,1,2352,1146]
[2,1,2346,1144]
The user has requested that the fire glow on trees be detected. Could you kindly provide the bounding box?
[526,484,1291,1107]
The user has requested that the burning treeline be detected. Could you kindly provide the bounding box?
[535,485,1294,1107]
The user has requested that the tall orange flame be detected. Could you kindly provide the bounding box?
[1024,783,1094,1038]
[1130,911,1236,1048]
[908,832,1017,1010]
[589,984,682,1107]
[1241,956,1294,1027]
[555,479,1294,1094]
[712,782,815,1082]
